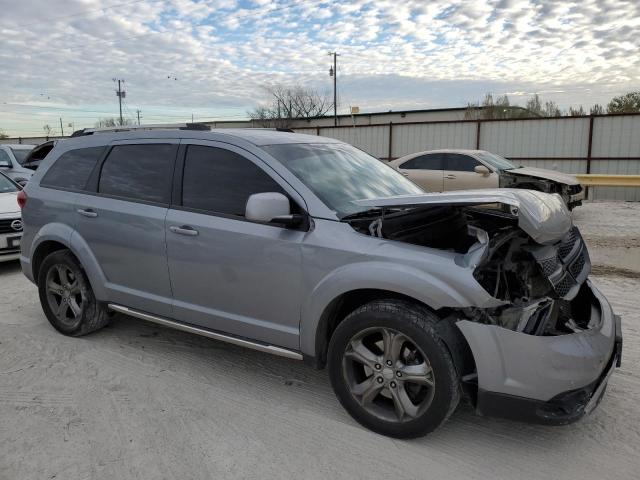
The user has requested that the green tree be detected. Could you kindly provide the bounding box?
[607,91,640,113]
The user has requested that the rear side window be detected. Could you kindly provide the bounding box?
[98,144,176,204]
[445,153,480,172]
[401,154,444,170]
[182,145,284,216]
[41,147,103,190]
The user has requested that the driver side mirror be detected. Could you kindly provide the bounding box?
[245,192,305,227]
[474,165,491,176]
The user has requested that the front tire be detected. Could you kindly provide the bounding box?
[37,250,110,336]
[328,300,460,438]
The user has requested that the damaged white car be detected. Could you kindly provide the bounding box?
[21,129,621,438]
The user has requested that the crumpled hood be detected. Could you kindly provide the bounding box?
[353,189,572,245]
[508,167,580,185]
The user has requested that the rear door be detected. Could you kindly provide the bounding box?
[442,153,498,191]
[165,141,305,349]
[396,153,444,191]
[74,140,178,317]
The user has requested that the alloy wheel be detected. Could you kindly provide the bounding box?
[45,264,84,327]
[342,327,435,423]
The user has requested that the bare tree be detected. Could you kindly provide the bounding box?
[0,129,8,139]
[607,91,640,114]
[43,124,54,136]
[249,84,332,127]
[95,117,134,128]
[590,104,605,115]
[568,105,586,116]
[464,93,529,120]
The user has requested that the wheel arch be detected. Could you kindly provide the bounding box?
[29,226,108,301]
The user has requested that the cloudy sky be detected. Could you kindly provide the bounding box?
[0,0,638,137]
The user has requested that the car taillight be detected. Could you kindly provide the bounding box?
[17,190,27,209]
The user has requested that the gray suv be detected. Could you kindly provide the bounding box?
[19,125,622,438]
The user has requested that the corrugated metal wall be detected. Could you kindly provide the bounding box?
[296,114,640,201]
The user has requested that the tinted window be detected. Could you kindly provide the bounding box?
[99,144,175,204]
[182,145,284,216]
[9,148,31,165]
[41,147,103,190]
[445,153,480,172]
[401,154,443,170]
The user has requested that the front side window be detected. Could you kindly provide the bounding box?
[262,143,423,218]
[99,144,175,204]
[445,153,481,172]
[182,145,285,217]
[401,154,444,170]
[41,147,104,190]
[0,150,11,166]
[0,173,18,193]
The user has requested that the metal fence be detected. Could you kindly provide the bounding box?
[294,113,640,201]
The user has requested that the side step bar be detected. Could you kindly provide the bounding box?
[108,304,303,361]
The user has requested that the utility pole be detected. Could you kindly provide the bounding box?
[113,78,126,125]
[136,109,141,125]
[59,118,64,137]
[328,52,340,126]
[191,113,194,123]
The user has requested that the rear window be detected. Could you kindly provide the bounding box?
[40,147,104,190]
[9,148,32,165]
[98,144,175,204]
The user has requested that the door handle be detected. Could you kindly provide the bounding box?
[170,225,199,236]
[77,208,98,218]
[444,175,457,180]
[400,171,409,177]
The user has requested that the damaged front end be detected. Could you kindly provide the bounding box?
[348,189,621,423]
[349,188,588,335]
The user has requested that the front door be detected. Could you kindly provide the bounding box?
[165,142,305,350]
[442,153,499,191]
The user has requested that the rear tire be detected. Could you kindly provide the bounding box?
[328,300,460,438]
[37,250,110,336]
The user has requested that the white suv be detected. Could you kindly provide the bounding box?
[0,144,37,186]
[0,172,23,262]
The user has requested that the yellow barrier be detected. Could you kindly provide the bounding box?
[575,174,640,187]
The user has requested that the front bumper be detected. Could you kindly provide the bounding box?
[457,280,622,424]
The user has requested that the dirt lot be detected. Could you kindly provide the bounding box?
[1,202,638,480]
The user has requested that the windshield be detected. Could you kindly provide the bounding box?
[9,148,32,165]
[476,151,517,170]
[0,173,18,193]
[263,143,423,218]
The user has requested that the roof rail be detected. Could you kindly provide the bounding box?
[70,123,211,137]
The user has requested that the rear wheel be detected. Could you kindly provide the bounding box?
[328,300,460,438]
[37,250,110,336]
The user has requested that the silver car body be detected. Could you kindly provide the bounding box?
[19,129,619,419]
[0,144,37,186]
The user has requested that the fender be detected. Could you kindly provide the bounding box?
[27,224,109,301]
[299,260,481,357]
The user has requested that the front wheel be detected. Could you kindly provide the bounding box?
[37,250,111,336]
[328,300,460,438]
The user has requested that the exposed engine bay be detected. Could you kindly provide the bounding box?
[347,203,594,337]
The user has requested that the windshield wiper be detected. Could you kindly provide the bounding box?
[341,208,382,221]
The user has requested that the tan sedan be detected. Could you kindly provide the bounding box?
[389,149,584,209]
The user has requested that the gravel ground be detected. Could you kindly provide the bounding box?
[1,202,638,480]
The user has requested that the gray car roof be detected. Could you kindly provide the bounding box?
[62,128,342,148]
